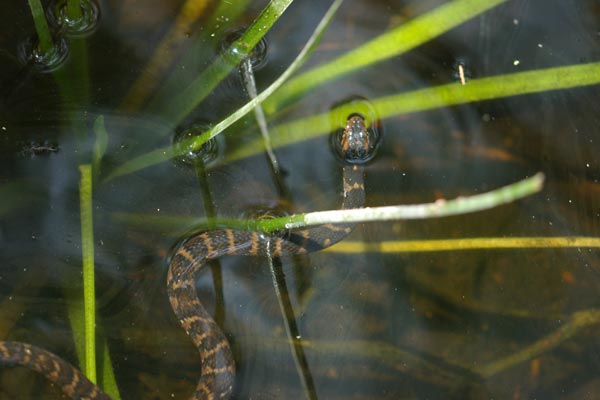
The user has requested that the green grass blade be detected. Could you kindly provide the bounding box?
[228,62,600,162]
[66,0,83,21]
[263,0,508,113]
[113,173,543,236]
[148,0,295,127]
[78,164,96,382]
[256,173,544,232]
[107,0,344,181]
[27,0,55,56]
[100,341,122,399]
[108,61,600,179]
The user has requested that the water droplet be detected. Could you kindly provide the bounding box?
[172,123,223,167]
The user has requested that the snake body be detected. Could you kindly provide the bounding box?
[0,115,373,399]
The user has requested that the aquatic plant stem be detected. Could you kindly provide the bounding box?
[117,173,542,234]
[229,61,600,162]
[328,236,600,253]
[109,58,600,180]
[255,173,544,233]
[241,58,281,174]
[479,309,600,378]
[101,343,121,399]
[78,164,96,382]
[152,0,295,125]
[66,0,83,21]
[265,248,318,400]
[27,0,55,56]
[107,0,344,180]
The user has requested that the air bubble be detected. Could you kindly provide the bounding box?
[47,0,100,37]
[220,27,268,70]
[172,123,224,167]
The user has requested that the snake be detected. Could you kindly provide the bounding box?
[0,114,376,400]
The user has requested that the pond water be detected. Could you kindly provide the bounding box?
[1,0,600,399]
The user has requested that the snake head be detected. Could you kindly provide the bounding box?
[333,114,381,164]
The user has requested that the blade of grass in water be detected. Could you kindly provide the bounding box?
[77,164,96,382]
[66,0,83,21]
[228,62,600,162]
[254,173,544,233]
[328,236,600,254]
[107,0,345,181]
[27,0,55,56]
[148,0,295,127]
[263,0,508,113]
[100,342,121,399]
[69,165,121,398]
[112,173,543,237]
[108,60,600,179]
[106,0,505,177]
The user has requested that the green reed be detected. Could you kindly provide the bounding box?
[76,165,97,382]
[66,0,83,21]
[27,0,55,56]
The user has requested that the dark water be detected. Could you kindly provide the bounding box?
[1,0,600,399]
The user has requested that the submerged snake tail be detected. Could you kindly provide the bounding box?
[0,341,112,400]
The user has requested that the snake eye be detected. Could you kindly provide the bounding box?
[331,114,381,164]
